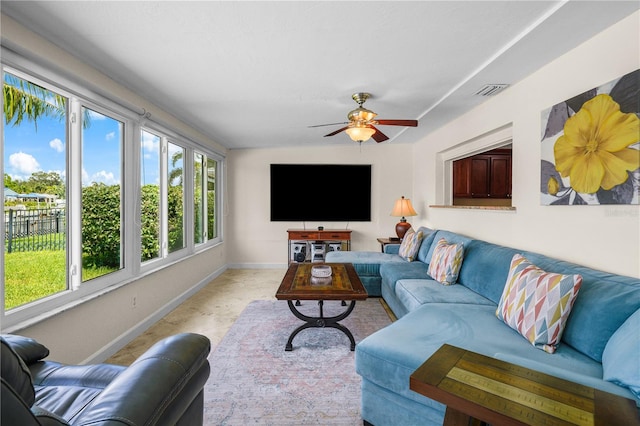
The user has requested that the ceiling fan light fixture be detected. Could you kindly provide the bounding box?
[348,107,376,122]
[345,125,376,142]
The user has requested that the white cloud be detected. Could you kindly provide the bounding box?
[91,170,119,185]
[142,132,160,154]
[9,152,40,174]
[49,138,64,153]
[105,131,116,141]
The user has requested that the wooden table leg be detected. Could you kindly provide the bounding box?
[443,406,484,426]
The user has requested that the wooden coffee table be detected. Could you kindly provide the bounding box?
[410,344,640,426]
[275,262,368,351]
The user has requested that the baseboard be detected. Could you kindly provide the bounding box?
[82,264,228,364]
[227,263,287,269]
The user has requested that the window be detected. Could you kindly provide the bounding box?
[81,107,124,281]
[206,156,218,241]
[3,72,69,310]
[139,132,222,266]
[194,152,204,245]
[193,151,218,245]
[2,59,224,329]
[167,142,185,254]
[140,130,161,261]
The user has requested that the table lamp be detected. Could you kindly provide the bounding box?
[390,196,417,240]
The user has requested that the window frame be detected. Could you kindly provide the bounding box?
[1,52,224,331]
[436,124,513,206]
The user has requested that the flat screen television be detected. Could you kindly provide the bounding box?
[270,164,371,222]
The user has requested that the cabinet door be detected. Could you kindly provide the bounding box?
[489,155,512,198]
[470,156,490,197]
[453,158,471,197]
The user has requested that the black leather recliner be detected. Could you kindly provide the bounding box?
[1,332,211,425]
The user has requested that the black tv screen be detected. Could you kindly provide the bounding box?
[270,164,371,222]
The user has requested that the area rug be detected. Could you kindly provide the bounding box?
[204,298,393,425]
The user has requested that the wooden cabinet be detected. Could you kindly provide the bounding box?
[453,149,512,199]
[453,159,472,197]
[287,229,352,264]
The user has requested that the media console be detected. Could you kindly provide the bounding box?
[287,229,352,264]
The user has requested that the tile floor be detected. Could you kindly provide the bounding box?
[107,268,286,365]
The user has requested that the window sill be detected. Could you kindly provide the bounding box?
[429,205,516,211]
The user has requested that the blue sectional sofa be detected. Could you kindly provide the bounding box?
[325,227,640,425]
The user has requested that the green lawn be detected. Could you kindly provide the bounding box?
[4,250,117,310]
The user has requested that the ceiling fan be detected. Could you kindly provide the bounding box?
[310,92,418,143]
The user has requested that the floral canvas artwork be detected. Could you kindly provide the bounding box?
[541,70,640,205]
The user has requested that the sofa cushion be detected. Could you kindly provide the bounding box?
[398,229,423,262]
[414,227,438,264]
[356,303,607,412]
[457,240,521,303]
[29,362,125,422]
[324,251,405,265]
[395,279,495,312]
[423,230,472,265]
[496,254,582,354]
[380,261,430,294]
[602,308,640,400]
[427,238,465,285]
[522,251,640,362]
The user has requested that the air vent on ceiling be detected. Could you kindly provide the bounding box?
[474,84,510,96]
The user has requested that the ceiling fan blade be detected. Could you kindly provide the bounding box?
[376,119,418,127]
[309,121,349,128]
[324,126,350,137]
[370,126,389,143]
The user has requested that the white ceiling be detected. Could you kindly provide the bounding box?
[2,1,638,150]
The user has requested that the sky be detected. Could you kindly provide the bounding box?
[3,73,160,190]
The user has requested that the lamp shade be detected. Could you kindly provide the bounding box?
[390,196,417,239]
[390,196,417,218]
[345,125,376,142]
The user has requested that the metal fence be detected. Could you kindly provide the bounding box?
[5,208,66,253]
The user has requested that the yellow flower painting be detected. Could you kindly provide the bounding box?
[541,70,640,205]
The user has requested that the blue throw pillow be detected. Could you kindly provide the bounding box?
[602,309,640,399]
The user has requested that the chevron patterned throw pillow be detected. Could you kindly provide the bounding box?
[496,254,583,354]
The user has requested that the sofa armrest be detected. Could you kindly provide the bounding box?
[74,333,210,426]
[384,244,401,254]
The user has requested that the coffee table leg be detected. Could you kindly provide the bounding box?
[285,300,358,351]
[443,407,481,426]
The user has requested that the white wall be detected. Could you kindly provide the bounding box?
[413,11,640,278]
[1,15,229,363]
[227,144,414,266]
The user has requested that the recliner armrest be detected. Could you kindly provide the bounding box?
[73,333,211,426]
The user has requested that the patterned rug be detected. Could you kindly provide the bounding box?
[204,298,393,425]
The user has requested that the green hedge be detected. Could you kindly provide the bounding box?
[82,183,184,267]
